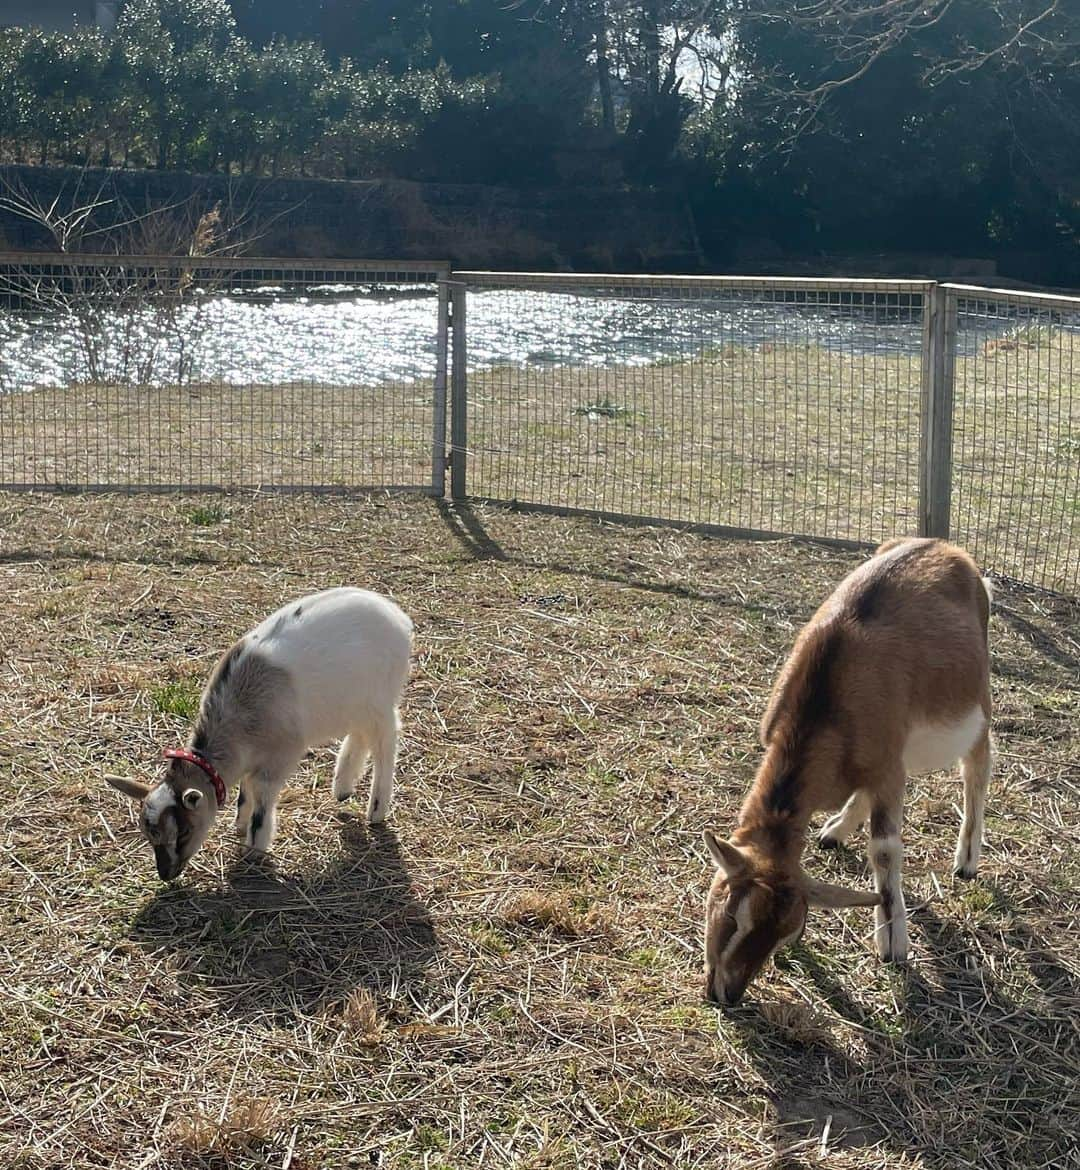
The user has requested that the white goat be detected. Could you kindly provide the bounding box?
[107,587,413,881]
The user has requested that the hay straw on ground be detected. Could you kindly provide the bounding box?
[0,491,1076,1169]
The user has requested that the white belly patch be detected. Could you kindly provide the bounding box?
[902,706,986,775]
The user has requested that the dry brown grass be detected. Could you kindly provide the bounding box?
[500,889,606,939]
[173,1098,281,1158]
[0,491,1077,1169]
[342,987,386,1046]
[0,380,435,490]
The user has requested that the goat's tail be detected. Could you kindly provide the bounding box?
[979,576,993,644]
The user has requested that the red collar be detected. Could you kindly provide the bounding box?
[164,748,227,810]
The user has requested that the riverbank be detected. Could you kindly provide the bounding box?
[0,164,704,271]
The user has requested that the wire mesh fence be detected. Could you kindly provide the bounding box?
[455,273,931,547]
[0,254,448,493]
[1,256,1077,593]
[947,285,1080,594]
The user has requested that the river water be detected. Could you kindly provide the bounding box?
[0,282,1041,391]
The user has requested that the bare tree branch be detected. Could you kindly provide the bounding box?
[0,173,285,386]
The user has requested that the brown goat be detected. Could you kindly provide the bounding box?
[703,537,993,1006]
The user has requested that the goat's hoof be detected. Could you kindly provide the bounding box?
[875,922,909,964]
[236,847,271,872]
[953,864,978,881]
[818,833,840,850]
[878,939,910,964]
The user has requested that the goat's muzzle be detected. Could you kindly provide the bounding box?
[154,849,184,882]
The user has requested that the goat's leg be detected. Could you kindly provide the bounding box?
[234,776,253,837]
[819,789,870,849]
[954,725,993,879]
[869,786,908,963]
[246,760,300,854]
[332,732,370,801]
[366,708,400,824]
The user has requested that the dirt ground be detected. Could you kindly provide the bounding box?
[0,492,1077,1169]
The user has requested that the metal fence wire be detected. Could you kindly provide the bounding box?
[0,254,449,494]
[0,256,1077,594]
[455,273,930,548]
[947,285,1080,595]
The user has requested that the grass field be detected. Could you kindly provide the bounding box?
[1,492,1077,1170]
[2,332,1076,590]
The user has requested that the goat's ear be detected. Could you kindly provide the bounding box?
[181,788,204,811]
[106,775,152,803]
[703,830,747,879]
[803,876,882,909]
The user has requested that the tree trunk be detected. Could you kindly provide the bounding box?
[596,2,615,136]
[640,2,661,100]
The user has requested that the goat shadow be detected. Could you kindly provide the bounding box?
[720,880,1078,1169]
[718,950,893,1168]
[130,815,438,1024]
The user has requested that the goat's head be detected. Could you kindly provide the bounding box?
[702,830,880,1007]
[107,760,218,880]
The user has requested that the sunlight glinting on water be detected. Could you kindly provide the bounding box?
[0,284,1001,392]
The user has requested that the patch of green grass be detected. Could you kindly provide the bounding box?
[484,1106,522,1135]
[149,678,201,718]
[602,1086,697,1131]
[1033,690,1079,715]
[468,923,512,956]
[958,883,999,916]
[486,1001,519,1025]
[583,763,621,791]
[626,946,665,969]
[187,504,224,525]
[662,1004,712,1029]
[413,1125,449,1153]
